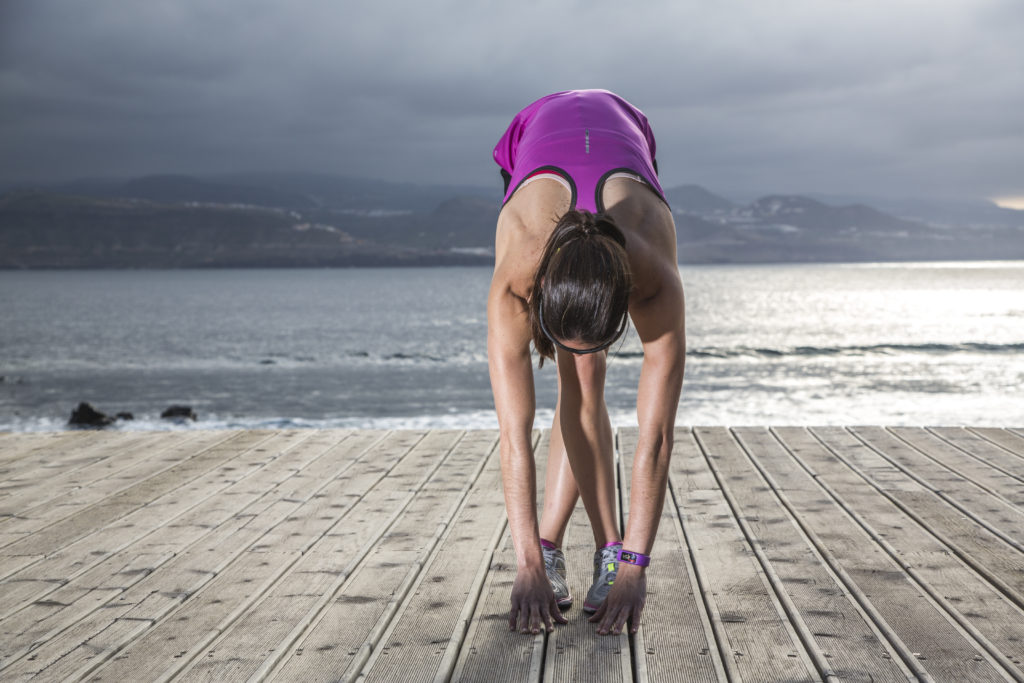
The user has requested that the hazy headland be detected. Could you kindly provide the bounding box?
[2,172,1023,268]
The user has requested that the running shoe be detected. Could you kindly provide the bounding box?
[583,542,622,613]
[542,544,573,609]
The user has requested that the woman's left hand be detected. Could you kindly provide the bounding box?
[588,563,646,635]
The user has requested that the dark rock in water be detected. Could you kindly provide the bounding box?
[116,412,135,421]
[161,405,197,421]
[69,402,115,428]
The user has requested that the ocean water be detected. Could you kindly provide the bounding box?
[1,262,1022,431]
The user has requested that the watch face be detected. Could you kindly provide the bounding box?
[621,551,637,563]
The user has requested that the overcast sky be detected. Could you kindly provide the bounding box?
[1,0,1022,203]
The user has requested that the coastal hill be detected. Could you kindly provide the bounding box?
[1,173,1022,267]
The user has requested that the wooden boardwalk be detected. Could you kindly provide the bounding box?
[1,426,1024,682]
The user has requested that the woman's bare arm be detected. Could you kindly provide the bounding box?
[625,266,686,553]
[487,226,568,633]
[487,269,540,567]
[590,262,686,635]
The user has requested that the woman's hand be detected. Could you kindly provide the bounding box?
[509,566,568,634]
[588,563,646,635]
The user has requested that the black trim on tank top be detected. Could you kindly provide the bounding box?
[500,169,512,195]
[594,167,671,213]
[501,165,578,210]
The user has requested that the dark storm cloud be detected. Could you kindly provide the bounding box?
[1,0,1022,200]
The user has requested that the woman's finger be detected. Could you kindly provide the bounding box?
[528,604,542,634]
[551,600,568,625]
[542,602,555,632]
[612,608,629,635]
[519,604,531,633]
[597,605,620,635]
[630,604,643,634]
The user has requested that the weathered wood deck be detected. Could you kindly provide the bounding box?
[1,426,1023,682]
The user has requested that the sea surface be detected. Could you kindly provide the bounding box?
[2,262,1023,431]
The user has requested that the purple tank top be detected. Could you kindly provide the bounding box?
[493,90,667,213]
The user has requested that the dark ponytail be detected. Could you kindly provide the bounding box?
[529,210,631,366]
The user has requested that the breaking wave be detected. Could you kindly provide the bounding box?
[681,342,1024,360]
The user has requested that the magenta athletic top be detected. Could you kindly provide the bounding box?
[493,90,667,213]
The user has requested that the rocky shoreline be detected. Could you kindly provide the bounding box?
[68,401,198,428]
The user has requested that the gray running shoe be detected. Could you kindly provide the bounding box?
[583,542,622,613]
[542,545,573,609]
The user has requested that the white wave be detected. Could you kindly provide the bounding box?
[0,408,644,434]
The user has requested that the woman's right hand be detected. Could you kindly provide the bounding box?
[509,566,568,634]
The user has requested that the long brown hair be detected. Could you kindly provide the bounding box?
[529,210,631,366]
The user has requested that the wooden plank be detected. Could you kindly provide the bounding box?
[0,431,229,546]
[930,428,1024,480]
[834,428,1024,599]
[744,427,1018,680]
[672,428,817,682]
[0,431,105,470]
[451,535,543,683]
[887,427,1024,505]
[124,429,377,559]
[618,426,723,683]
[0,431,161,501]
[158,430,488,683]
[778,427,1020,680]
[969,428,1024,459]
[0,431,82,465]
[450,432,548,683]
[536,431,630,683]
[0,431,198,517]
[244,430,501,683]
[0,429,280,586]
[0,429,340,669]
[736,426,927,683]
[0,430,422,681]
[353,432,512,682]
[712,427,914,682]
[845,427,1024,554]
[885,489,1024,603]
[0,429,279,567]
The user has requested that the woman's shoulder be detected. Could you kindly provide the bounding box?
[493,210,548,300]
[604,189,678,301]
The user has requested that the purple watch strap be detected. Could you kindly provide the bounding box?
[616,549,651,567]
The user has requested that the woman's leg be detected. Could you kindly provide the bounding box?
[539,372,579,547]
[551,348,619,548]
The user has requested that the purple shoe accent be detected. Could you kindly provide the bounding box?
[602,541,623,549]
[540,538,557,550]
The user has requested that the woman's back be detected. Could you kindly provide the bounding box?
[494,176,677,307]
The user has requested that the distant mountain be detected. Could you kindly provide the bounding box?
[663,184,735,213]
[14,172,502,214]
[120,174,317,209]
[741,195,929,235]
[43,174,316,210]
[3,175,1023,268]
[668,188,1024,264]
[213,171,499,212]
[0,190,495,268]
[805,192,1024,230]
